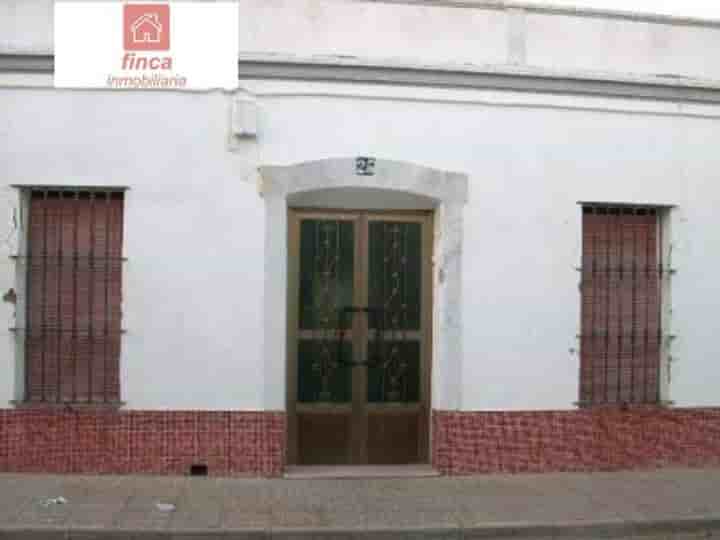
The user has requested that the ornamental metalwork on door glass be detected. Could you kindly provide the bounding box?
[297,219,353,403]
[296,218,422,405]
[368,221,421,403]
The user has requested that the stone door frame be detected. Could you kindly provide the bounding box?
[258,158,468,418]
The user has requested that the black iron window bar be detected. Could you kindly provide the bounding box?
[577,203,675,407]
[11,187,126,405]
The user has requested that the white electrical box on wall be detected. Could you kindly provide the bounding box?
[232,98,258,138]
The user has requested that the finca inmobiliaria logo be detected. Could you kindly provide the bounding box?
[107,3,187,88]
[55,1,237,90]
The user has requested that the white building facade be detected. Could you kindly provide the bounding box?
[1,0,720,475]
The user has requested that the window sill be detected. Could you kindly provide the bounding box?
[11,400,125,411]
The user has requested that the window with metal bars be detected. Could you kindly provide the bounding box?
[19,188,125,404]
[579,204,668,406]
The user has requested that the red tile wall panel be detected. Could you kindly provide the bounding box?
[433,409,720,475]
[4,408,720,476]
[0,410,286,477]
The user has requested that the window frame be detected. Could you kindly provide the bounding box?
[11,185,128,407]
[577,201,674,408]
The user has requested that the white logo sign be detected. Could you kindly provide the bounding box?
[55,2,238,90]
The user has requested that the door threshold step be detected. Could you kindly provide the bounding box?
[284,464,441,479]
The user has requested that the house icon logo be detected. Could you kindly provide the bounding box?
[123,4,170,51]
[132,13,162,44]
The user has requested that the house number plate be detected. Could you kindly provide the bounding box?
[356,157,376,176]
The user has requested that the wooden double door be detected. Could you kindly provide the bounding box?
[287,210,433,465]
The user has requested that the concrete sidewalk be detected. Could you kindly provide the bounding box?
[1,468,720,539]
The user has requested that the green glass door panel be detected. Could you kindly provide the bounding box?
[367,340,420,403]
[367,221,422,403]
[297,219,355,404]
[298,340,352,403]
[299,219,354,330]
[368,222,422,331]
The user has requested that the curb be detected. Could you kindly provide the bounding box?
[2,517,720,540]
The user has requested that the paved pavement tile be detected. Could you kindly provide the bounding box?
[268,533,356,540]
[222,507,271,530]
[268,480,366,531]
[221,486,272,530]
[364,478,458,498]
[0,495,30,523]
[0,530,69,540]
[365,502,460,531]
[2,469,720,538]
[113,505,175,531]
[66,503,126,529]
[270,505,364,530]
[169,502,223,530]
[13,499,72,528]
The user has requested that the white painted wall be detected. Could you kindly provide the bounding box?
[0,187,20,406]
[2,82,720,410]
[3,0,720,410]
[247,82,719,410]
[238,0,509,67]
[0,0,53,54]
[0,89,265,410]
[236,1,720,82]
[4,1,720,83]
[524,12,720,80]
